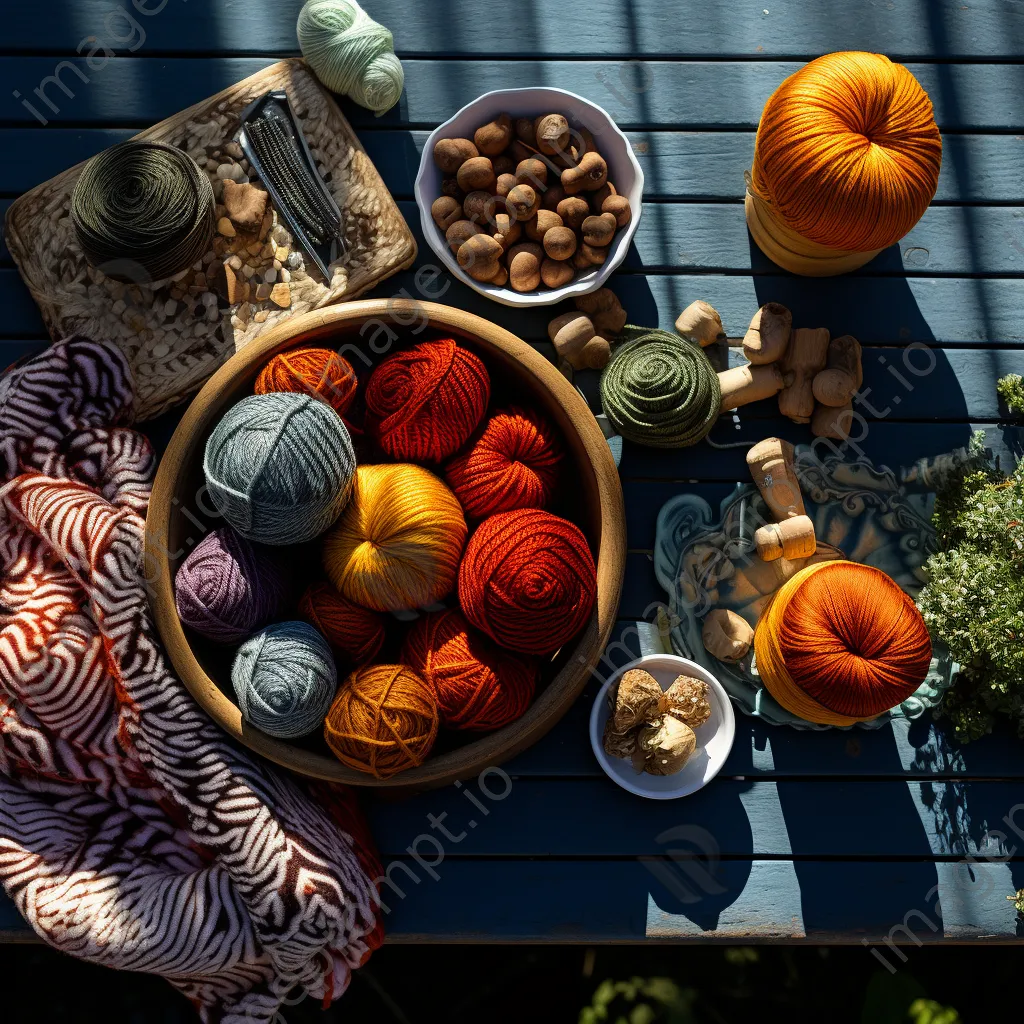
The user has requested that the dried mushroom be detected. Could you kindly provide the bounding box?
[661,675,712,729]
[610,669,663,731]
[602,717,640,760]
[636,716,697,776]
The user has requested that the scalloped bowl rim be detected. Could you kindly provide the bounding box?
[414,86,644,308]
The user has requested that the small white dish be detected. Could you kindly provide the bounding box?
[414,86,644,308]
[590,654,736,800]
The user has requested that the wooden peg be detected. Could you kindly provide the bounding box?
[754,515,816,562]
[812,334,863,407]
[718,363,786,413]
[742,302,792,365]
[746,437,806,519]
[778,327,830,423]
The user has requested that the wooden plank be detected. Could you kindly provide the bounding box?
[9,267,1024,347]
[3,59,1023,131]
[371,858,1021,942]
[358,131,1024,205]
[398,200,1024,277]
[368,778,1024,858]
[4,1,1023,58]
[508,633,1024,781]
[6,130,1021,204]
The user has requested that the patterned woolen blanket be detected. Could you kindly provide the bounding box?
[0,339,381,1022]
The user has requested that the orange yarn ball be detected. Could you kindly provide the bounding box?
[751,52,942,255]
[458,508,597,656]
[298,581,387,669]
[323,664,439,779]
[445,406,564,519]
[254,346,358,416]
[402,609,538,731]
[322,463,467,612]
[366,338,490,462]
[754,560,933,726]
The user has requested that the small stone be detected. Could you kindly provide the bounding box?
[259,210,274,241]
[224,141,244,159]
[254,310,270,323]
[163,299,178,317]
[206,305,220,323]
[217,217,236,238]
[194,272,207,289]
[202,291,218,307]
[241,264,256,279]
[247,242,263,256]
[274,244,289,262]
[216,162,238,180]
[223,263,249,305]
[222,180,268,231]
[270,283,291,308]
[236,302,252,325]
[286,252,302,270]
[280,268,291,283]
[111,299,126,315]
[152,342,170,358]
[226,253,243,271]
[264,268,277,283]
[255,282,272,301]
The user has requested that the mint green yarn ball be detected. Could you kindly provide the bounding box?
[297,0,405,115]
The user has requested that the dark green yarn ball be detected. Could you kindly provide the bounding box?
[599,326,721,448]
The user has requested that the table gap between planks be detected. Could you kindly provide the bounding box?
[2,0,1024,944]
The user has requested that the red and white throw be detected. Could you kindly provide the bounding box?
[0,338,382,1022]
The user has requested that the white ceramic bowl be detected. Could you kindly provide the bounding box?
[590,654,736,800]
[414,87,644,308]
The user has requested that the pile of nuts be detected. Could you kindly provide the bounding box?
[430,112,633,292]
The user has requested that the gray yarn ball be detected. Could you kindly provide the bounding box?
[204,392,355,545]
[232,620,338,738]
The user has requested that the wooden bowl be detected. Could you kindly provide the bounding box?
[146,299,626,788]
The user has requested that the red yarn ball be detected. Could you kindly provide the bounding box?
[298,581,387,669]
[458,509,597,655]
[401,609,538,731]
[445,406,564,519]
[255,346,358,416]
[366,338,490,462]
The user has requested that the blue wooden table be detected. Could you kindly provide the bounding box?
[3,0,1024,947]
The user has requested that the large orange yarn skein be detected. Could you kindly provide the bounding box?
[748,51,942,275]
[754,560,932,726]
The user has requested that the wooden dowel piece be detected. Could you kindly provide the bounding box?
[812,334,863,407]
[779,327,830,423]
[754,514,816,562]
[718,363,785,412]
[742,302,792,365]
[746,437,806,519]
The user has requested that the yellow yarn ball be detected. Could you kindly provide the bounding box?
[322,464,467,612]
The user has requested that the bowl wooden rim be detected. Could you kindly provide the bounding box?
[145,299,626,788]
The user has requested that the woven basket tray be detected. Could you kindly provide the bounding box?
[4,59,417,420]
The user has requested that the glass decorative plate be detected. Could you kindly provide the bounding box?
[652,444,966,730]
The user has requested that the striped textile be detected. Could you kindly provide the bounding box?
[0,339,382,1023]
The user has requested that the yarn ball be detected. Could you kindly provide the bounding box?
[232,621,338,739]
[458,508,597,655]
[402,609,539,731]
[174,527,286,644]
[600,328,720,448]
[754,560,933,726]
[322,463,467,611]
[299,581,386,668]
[445,406,564,519]
[204,392,355,546]
[366,338,490,463]
[297,0,405,116]
[255,347,358,417]
[324,664,439,778]
[751,52,942,255]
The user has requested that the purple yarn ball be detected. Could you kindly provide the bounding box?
[174,527,286,643]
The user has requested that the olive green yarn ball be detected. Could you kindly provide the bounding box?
[599,327,721,448]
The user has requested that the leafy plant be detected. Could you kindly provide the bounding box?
[917,383,1024,741]
[578,977,696,1024]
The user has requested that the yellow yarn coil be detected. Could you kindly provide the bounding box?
[322,463,467,612]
